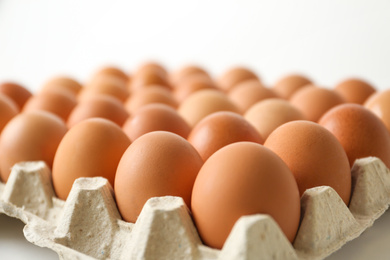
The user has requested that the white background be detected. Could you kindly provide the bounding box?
[1,0,390,259]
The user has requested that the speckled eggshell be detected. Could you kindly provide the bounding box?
[114,131,203,223]
[52,118,131,200]
[191,142,300,249]
[188,111,263,161]
[319,103,390,169]
[264,120,351,205]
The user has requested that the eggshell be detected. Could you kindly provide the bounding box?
[217,67,259,92]
[92,66,129,84]
[130,67,171,92]
[319,104,390,169]
[125,86,178,114]
[67,94,129,128]
[173,74,217,103]
[228,80,279,113]
[80,75,130,103]
[191,142,300,249]
[0,82,32,109]
[52,118,131,200]
[0,94,19,133]
[264,120,351,205]
[178,89,240,127]
[290,86,345,122]
[170,65,210,87]
[122,103,191,142]
[0,111,67,182]
[244,98,306,139]
[41,76,82,96]
[334,78,376,104]
[364,89,390,133]
[23,89,78,121]
[115,131,203,223]
[188,111,263,161]
[134,61,168,79]
[273,74,312,99]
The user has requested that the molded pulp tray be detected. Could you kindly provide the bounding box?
[0,157,390,260]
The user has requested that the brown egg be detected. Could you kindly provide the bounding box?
[125,86,178,114]
[228,79,279,113]
[188,111,263,161]
[244,98,306,139]
[273,74,312,99]
[92,66,129,84]
[319,104,390,169]
[23,89,78,121]
[0,82,32,109]
[67,95,129,128]
[52,118,130,200]
[0,94,19,133]
[170,65,210,87]
[134,61,168,79]
[174,74,218,103]
[218,67,259,92]
[122,103,191,142]
[334,78,376,104]
[178,89,240,127]
[80,75,130,103]
[41,76,82,96]
[115,131,203,223]
[191,142,300,249]
[264,120,351,205]
[130,67,171,92]
[0,111,67,182]
[364,89,390,133]
[290,86,345,122]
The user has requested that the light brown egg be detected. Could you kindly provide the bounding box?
[0,94,19,133]
[122,103,191,142]
[80,75,130,103]
[264,120,351,205]
[0,82,32,109]
[115,131,203,223]
[92,66,129,84]
[174,74,218,103]
[125,86,178,114]
[191,142,300,249]
[244,98,306,139]
[130,67,171,92]
[23,89,78,121]
[67,95,129,128]
[41,76,82,96]
[319,104,390,169]
[217,67,259,92]
[228,79,279,113]
[290,86,345,122]
[134,61,168,79]
[178,89,240,127]
[170,65,210,87]
[273,74,312,99]
[364,89,390,133]
[52,118,130,200]
[334,78,376,104]
[188,111,263,161]
[0,111,67,182]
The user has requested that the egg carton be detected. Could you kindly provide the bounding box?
[0,157,390,260]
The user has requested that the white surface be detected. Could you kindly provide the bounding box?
[0,0,390,92]
[1,0,390,259]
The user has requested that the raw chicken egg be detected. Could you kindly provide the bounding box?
[334,78,376,104]
[115,131,203,223]
[173,74,217,103]
[188,111,263,161]
[41,76,82,96]
[191,142,300,249]
[364,89,390,133]
[122,103,191,142]
[264,120,351,205]
[0,82,32,109]
[52,118,131,200]
[273,74,312,99]
[170,65,210,87]
[0,111,67,182]
[319,104,390,169]
[130,67,171,92]
[134,61,168,79]
[80,75,130,103]
[92,66,129,84]
[0,94,19,133]
[218,67,259,92]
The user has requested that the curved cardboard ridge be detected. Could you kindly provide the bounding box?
[0,157,390,260]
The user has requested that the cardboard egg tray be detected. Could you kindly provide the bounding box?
[0,157,390,260]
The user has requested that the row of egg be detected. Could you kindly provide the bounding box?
[0,63,390,250]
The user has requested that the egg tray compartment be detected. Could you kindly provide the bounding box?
[0,157,390,260]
